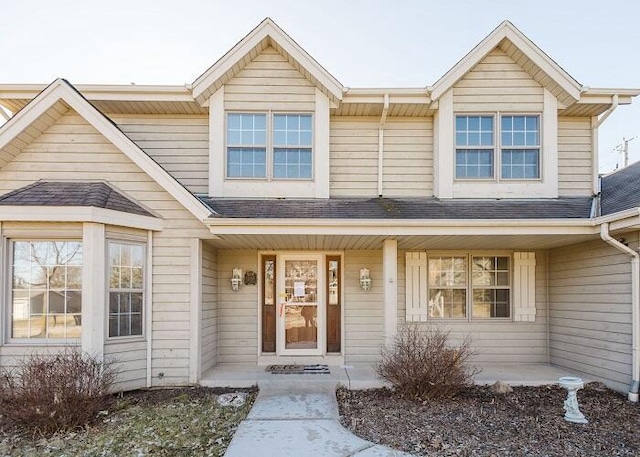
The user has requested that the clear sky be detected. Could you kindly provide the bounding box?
[1,0,638,172]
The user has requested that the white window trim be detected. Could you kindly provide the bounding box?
[224,111,315,182]
[106,240,146,341]
[435,88,558,198]
[5,238,83,345]
[209,87,330,198]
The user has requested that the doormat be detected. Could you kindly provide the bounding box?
[265,364,330,374]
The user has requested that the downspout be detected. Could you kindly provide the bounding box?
[377,94,389,197]
[600,222,640,402]
[591,94,619,194]
[0,106,10,121]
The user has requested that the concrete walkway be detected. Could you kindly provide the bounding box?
[224,382,413,457]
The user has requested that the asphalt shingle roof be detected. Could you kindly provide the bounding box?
[0,181,153,217]
[600,161,640,216]
[201,196,593,220]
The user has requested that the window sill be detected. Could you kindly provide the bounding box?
[105,335,146,344]
[5,339,81,346]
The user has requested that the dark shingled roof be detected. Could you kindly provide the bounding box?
[600,161,640,216]
[201,196,593,220]
[0,181,153,217]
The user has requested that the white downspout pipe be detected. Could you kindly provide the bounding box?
[591,94,618,194]
[600,222,640,402]
[0,106,10,121]
[377,93,389,197]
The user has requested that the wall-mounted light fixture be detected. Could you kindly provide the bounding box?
[359,268,372,291]
[231,268,242,291]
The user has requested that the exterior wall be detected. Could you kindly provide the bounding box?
[452,48,544,112]
[114,115,209,195]
[382,118,433,197]
[224,46,315,112]
[217,250,259,363]
[548,237,635,392]
[0,111,211,387]
[344,250,384,363]
[201,241,218,372]
[104,225,149,391]
[330,117,378,197]
[397,250,549,363]
[557,117,593,197]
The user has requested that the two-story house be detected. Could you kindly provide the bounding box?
[1,19,639,399]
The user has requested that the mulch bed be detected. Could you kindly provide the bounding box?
[337,382,640,456]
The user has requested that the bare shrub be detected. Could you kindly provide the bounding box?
[0,348,118,435]
[375,325,478,400]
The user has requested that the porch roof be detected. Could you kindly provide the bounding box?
[600,161,640,216]
[201,196,593,220]
[0,181,153,217]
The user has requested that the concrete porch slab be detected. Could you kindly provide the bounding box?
[201,362,590,390]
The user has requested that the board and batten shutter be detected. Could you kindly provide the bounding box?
[405,252,428,322]
[513,252,536,322]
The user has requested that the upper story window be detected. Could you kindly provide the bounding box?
[10,241,82,340]
[226,112,313,180]
[455,114,540,180]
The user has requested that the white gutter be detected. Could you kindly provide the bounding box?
[600,222,640,402]
[591,94,619,194]
[377,94,389,196]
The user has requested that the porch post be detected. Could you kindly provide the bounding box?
[189,238,202,384]
[82,222,105,358]
[383,239,398,346]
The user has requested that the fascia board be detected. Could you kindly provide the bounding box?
[0,206,164,231]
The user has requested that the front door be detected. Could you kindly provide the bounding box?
[277,254,324,355]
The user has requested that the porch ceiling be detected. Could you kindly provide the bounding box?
[206,232,599,251]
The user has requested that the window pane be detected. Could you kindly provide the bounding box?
[11,241,82,340]
[429,289,467,318]
[227,113,266,147]
[501,149,539,180]
[273,147,312,179]
[456,149,494,179]
[227,147,267,178]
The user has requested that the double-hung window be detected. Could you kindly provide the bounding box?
[455,114,540,180]
[427,253,511,320]
[501,115,540,179]
[11,241,83,340]
[226,112,313,180]
[108,242,145,338]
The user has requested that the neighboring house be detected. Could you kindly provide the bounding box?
[0,19,639,399]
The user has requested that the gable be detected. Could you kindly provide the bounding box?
[0,80,211,220]
[224,46,316,112]
[0,109,210,234]
[453,47,543,112]
[192,18,343,106]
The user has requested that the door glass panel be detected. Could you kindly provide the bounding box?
[328,260,339,305]
[284,260,318,350]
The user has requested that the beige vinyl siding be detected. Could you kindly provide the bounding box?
[397,250,549,363]
[549,238,635,392]
[382,118,433,197]
[224,46,315,112]
[105,341,147,391]
[114,115,209,195]
[344,250,384,363]
[558,117,593,197]
[0,111,211,386]
[453,48,544,112]
[201,241,218,372]
[330,117,379,197]
[217,250,258,363]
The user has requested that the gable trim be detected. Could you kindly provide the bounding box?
[192,18,343,104]
[430,21,582,103]
[0,79,212,221]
